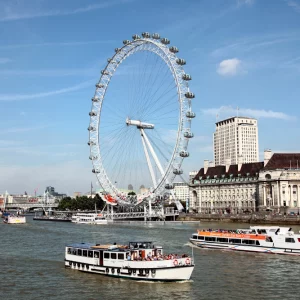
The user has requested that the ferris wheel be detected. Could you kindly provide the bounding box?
[88,32,196,206]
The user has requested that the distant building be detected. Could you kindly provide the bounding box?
[190,150,300,214]
[45,186,66,200]
[73,192,81,198]
[214,116,259,166]
[173,182,189,202]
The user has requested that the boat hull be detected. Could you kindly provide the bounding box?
[190,239,300,256]
[65,261,194,281]
[4,216,26,224]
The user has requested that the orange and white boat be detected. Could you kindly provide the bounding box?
[190,226,300,256]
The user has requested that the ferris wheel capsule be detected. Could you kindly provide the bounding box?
[92,168,100,173]
[89,111,97,116]
[101,70,109,75]
[184,132,194,138]
[173,169,183,175]
[132,34,140,40]
[87,141,96,146]
[161,38,170,45]
[87,126,96,131]
[182,74,192,81]
[179,151,189,157]
[91,97,100,102]
[152,33,160,39]
[89,155,98,160]
[165,183,174,189]
[169,46,179,53]
[176,58,186,65]
[115,48,121,53]
[185,92,195,99]
[186,111,196,118]
[142,32,151,38]
[96,83,104,88]
[123,40,130,45]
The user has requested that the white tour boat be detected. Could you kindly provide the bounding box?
[65,241,194,281]
[71,213,108,225]
[190,226,300,256]
[3,215,26,224]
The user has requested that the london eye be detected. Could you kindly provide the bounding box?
[88,32,196,207]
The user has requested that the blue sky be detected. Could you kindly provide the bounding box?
[0,0,300,195]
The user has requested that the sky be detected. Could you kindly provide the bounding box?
[0,0,300,195]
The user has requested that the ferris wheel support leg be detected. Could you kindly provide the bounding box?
[149,198,152,221]
[140,129,165,177]
[140,130,157,188]
[144,202,147,222]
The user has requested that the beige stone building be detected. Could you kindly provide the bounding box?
[190,150,300,214]
[214,116,259,166]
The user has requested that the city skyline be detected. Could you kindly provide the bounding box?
[0,0,300,194]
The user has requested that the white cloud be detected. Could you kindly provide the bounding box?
[0,0,134,21]
[0,80,93,101]
[217,58,243,76]
[285,0,300,13]
[202,106,296,121]
[0,40,115,50]
[211,34,300,58]
[237,0,254,5]
[0,57,11,64]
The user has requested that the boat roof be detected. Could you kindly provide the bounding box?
[67,241,156,251]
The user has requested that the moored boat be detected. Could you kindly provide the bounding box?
[65,241,194,281]
[71,213,107,224]
[190,226,300,256]
[3,215,26,224]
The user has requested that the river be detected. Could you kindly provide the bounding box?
[1,217,300,300]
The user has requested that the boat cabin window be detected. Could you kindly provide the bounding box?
[265,237,273,243]
[257,229,267,234]
[205,237,216,242]
[129,242,153,249]
[88,251,93,258]
[285,238,295,243]
[118,253,124,260]
[67,248,72,254]
[198,236,204,240]
[192,235,197,239]
[229,239,241,244]
[111,253,117,259]
[94,252,99,258]
[242,239,256,245]
[77,249,82,256]
[83,250,87,257]
[72,249,77,255]
[217,238,228,243]
[256,241,260,245]
[104,252,109,259]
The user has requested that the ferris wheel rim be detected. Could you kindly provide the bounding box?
[88,33,194,203]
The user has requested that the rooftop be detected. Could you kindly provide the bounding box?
[264,153,300,170]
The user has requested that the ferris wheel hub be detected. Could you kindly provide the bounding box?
[126,118,154,129]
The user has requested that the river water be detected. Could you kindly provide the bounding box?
[1,217,300,300]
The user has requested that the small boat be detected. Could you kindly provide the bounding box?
[71,213,108,225]
[65,241,194,281]
[3,215,26,224]
[190,226,300,256]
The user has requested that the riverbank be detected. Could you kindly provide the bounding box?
[177,213,300,225]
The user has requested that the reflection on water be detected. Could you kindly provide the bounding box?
[1,219,300,300]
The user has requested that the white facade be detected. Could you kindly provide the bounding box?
[173,182,190,202]
[214,116,259,166]
[190,151,300,214]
